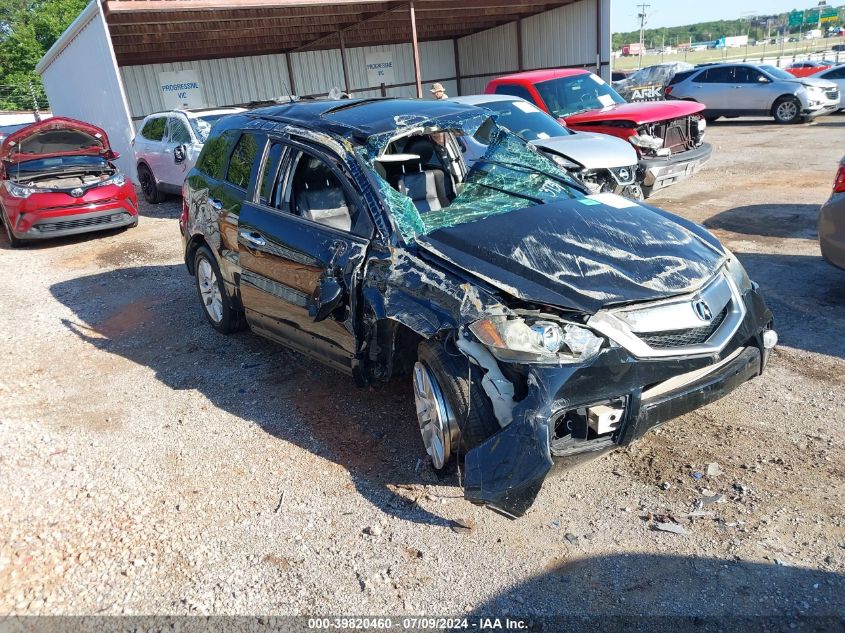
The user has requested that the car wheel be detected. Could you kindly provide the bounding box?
[1,209,24,248]
[413,339,500,471]
[772,96,802,124]
[138,164,165,204]
[193,245,246,334]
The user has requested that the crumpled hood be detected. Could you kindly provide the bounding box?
[1,116,113,164]
[416,196,726,314]
[532,131,638,170]
[563,100,705,126]
[795,76,837,90]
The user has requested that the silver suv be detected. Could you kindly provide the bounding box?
[132,107,244,203]
[665,63,840,124]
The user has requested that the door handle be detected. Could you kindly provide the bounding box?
[239,230,267,247]
[210,199,223,210]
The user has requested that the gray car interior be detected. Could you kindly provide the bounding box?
[292,154,352,232]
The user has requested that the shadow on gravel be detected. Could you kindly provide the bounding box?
[735,251,845,362]
[469,553,844,631]
[704,204,820,239]
[50,265,455,527]
[0,223,132,251]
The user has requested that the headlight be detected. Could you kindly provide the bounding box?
[724,250,752,293]
[696,117,707,133]
[628,134,664,150]
[104,173,126,187]
[469,316,605,363]
[3,181,35,199]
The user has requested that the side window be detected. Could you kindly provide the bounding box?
[826,67,845,80]
[168,117,191,144]
[226,133,259,189]
[281,149,371,237]
[700,67,734,83]
[493,84,537,105]
[196,129,236,180]
[735,67,763,83]
[140,117,166,141]
[257,143,285,206]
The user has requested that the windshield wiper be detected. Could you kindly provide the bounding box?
[477,158,576,189]
[474,180,544,205]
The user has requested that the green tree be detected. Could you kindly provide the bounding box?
[0,0,87,110]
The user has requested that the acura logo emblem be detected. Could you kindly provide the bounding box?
[71,188,84,198]
[693,299,713,322]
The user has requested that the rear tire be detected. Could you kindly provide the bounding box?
[772,96,802,124]
[138,163,165,204]
[193,245,246,334]
[413,339,500,470]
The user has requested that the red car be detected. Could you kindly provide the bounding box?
[485,69,712,196]
[1,117,137,247]
[785,61,834,78]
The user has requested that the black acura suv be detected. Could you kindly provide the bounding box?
[179,98,776,518]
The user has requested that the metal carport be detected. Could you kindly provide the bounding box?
[37,0,610,178]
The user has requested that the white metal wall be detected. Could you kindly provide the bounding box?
[38,1,135,177]
[119,39,457,119]
[458,0,610,94]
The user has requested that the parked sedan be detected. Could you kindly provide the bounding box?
[1,117,137,247]
[486,69,712,197]
[450,95,641,198]
[819,156,845,270]
[180,98,776,517]
[133,106,244,203]
[785,60,834,78]
[666,63,840,123]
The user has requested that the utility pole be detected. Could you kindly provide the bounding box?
[637,3,650,69]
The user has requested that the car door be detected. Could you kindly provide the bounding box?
[138,116,167,178]
[237,139,372,374]
[732,66,772,113]
[690,66,736,114]
[160,115,193,190]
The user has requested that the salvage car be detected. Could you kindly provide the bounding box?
[812,64,845,109]
[485,69,712,197]
[180,98,777,517]
[785,60,834,78]
[665,63,841,123]
[1,117,137,247]
[613,62,695,102]
[133,106,245,203]
[450,94,641,198]
[819,155,845,270]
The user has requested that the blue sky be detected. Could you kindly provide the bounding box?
[612,1,826,32]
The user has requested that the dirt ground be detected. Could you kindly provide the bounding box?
[1,115,844,626]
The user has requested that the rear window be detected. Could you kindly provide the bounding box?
[226,133,259,189]
[140,117,166,141]
[195,129,236,180]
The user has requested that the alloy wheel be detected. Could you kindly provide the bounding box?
[776,100,799,122]
[197,258,223,323]
[413,362,459,469]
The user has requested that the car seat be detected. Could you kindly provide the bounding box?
[295,158,352,231]
[396,138,450,212]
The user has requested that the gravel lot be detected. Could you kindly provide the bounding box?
[1,116,844,624]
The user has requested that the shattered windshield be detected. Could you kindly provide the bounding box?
[359,111,581,242]
[535,74,626,117]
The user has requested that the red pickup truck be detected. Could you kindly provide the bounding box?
[486,68,712,197]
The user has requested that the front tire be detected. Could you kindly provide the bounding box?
[138,163,165,204]
[193,245,245,334]
[772,96,802,124]
[413,339,500,470]
[1,209,24,248]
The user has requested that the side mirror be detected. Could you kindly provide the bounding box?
[310,276,343,322]
[174,145,187,164]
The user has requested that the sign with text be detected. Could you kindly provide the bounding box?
[365,52,395,88]
[158,70,205,109]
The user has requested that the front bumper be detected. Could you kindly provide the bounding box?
[16,207,137,239]
[819,192,845,271]
[805,100,840,119]
[638,142,712,193]
[462,287,773,518]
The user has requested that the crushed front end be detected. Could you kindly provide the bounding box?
[458,264,775,518]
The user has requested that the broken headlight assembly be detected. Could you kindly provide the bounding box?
[628,133,664,151]
[468,316,605,363]
[724,250,752,293]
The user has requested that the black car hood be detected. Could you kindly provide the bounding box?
[416,198,726,314]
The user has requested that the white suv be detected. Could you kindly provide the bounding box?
[132,107,245,203]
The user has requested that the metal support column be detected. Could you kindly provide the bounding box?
[338,30,351,94]
[285,52,297,96]
[453,38,462,96]
[517,18,524,70]
[409,0,423,98]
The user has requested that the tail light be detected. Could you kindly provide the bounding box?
[664,85,674,96]
[834,164,845,193]
[179,192,189,233]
